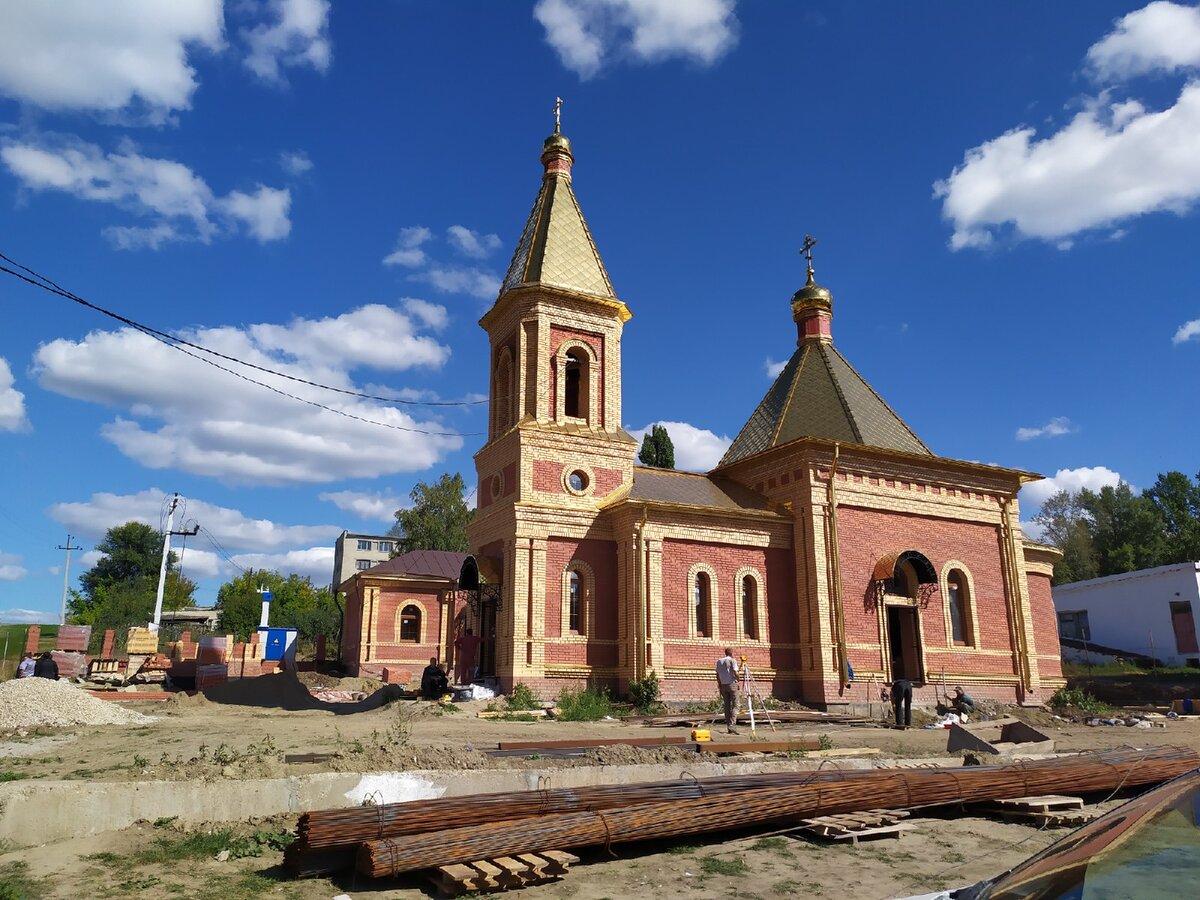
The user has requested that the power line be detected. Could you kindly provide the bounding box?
[0,254,482,438]
[198,525,248,576]
[0,250,486,407]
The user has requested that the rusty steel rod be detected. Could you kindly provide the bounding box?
[354,747,1199,879]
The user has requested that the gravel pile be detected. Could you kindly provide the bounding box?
[0,677,152,729]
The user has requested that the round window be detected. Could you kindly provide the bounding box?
[568,470,589,492]
[490,474,502,500]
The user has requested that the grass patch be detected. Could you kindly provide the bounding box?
[0,773,28,783]
[135,828,293,865]
[556,685,612,721]
[666,843,698,855]
[750,836,790,855]
[700,856,748,876]
[82,851,124,866]
[1049,687,1113,715]
[773,881,804,894]
[0,861,45,900]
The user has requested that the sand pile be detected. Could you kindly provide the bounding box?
[0,678,152,729]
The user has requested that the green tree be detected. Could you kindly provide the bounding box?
[390,472,473,553]
[1145,471,1200,564]
[70,521,195,622]
[638,424,676,468]
[1079,482,1166,576]
[1032,490,1099,585]
[216,569,339,641]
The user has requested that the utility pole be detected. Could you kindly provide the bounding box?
[149,494,199,632]
[56,534,81,626]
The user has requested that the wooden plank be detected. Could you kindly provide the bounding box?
[496,736,689,751]
[517,853,550,876]
[697,739,820,754]
[831,823,917,844]
[540,850,579,872]
[469,860,503,889]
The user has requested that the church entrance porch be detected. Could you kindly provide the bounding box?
[887,604,924,683]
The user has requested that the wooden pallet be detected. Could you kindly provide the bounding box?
[797,809,914,844]
[426,850,579,896]
[982,795,1093,827]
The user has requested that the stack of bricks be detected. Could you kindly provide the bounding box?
[195,664,228,690]
[50,650,88,679]
[170,632,199,662]
[51,625,91,680]
[24,625,40,655]
[194,635,229,688]
[101,629,116,659]
[126,627,160,655]
[382,667,413,685]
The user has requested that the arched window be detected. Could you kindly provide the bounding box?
[947,570,971,645]
[741,575,757,640]
[568,570,581,632]
[695,571,712,638]
[398,604,421,642]
[493,352,513,435]
[564,348,584,418]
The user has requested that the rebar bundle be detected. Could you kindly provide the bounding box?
[351,747,1198,879]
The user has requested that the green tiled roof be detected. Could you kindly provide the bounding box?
[500,169,615,299]
[719,342,931,467]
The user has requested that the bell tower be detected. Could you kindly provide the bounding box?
[466,107,638,688]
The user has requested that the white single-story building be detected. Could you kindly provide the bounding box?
[1053,562,1200,667]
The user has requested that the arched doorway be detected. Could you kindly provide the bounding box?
[874,550,936,682]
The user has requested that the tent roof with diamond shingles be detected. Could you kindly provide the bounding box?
[500,165,615,300]
[719,342,931,467]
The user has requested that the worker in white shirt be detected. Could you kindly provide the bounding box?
[715,647,740,734]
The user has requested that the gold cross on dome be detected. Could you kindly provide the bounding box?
[554,96,563,132]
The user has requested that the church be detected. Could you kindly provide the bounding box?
[455,117,1064,709]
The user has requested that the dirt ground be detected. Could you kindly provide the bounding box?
[2,675,1198,899]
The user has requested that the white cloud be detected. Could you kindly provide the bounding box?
[937,4,1200,248]
[0,358,30,432]
[534,0,739,79]
[1173,318,1200,344]
[0,552,27,582]
[1087,2,1200,81]
[48,489,341,551]
[32,305,461,485]
[383,226,433,268]
[1,139,292,247]
[241,0,331,83]
[0,0,222,119]
[319,490,403,521]
[414,266,501,300]
[1015,416,1076,441]
[628,420,732,472]
[0,608,47,624]
[231,546,334,582]
[221,184,291,240]
[446,225,502,259]
[1020,465,1123,507]
[764,357,786,379]
[1019,519,1048,542]
[403,299,449,331]
[280,150,313,176]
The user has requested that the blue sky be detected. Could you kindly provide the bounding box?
[1,1,1199,623]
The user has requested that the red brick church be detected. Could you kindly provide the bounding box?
[427,118,1062,708]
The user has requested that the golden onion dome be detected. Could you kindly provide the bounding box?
[791,269,833,314]
[543,131,573,156]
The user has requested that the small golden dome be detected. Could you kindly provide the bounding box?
[791,268,833,314]
[543,131,573,155]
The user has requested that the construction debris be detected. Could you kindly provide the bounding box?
[946,717,1054,755]
[981,795,1095,828]
[427,850,579,896]
[636,709,871,727]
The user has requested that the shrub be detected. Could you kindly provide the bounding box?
[1049,687,1112,715]
[628,671,661,713]
[506,683,539,711]
[557,685,612,721]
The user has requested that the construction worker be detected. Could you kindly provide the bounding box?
[715,648,740,734]
[946,685,976,716]
[891,677,912,727]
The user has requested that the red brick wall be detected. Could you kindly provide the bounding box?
[659,539,798,673]
[534,459,562,494]
[543,536,619,668]
[1027,571,1063,679]
[502,462,517,497]
[835,505,1018,677]
[594,466,623,497]
[370,588,444,667]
